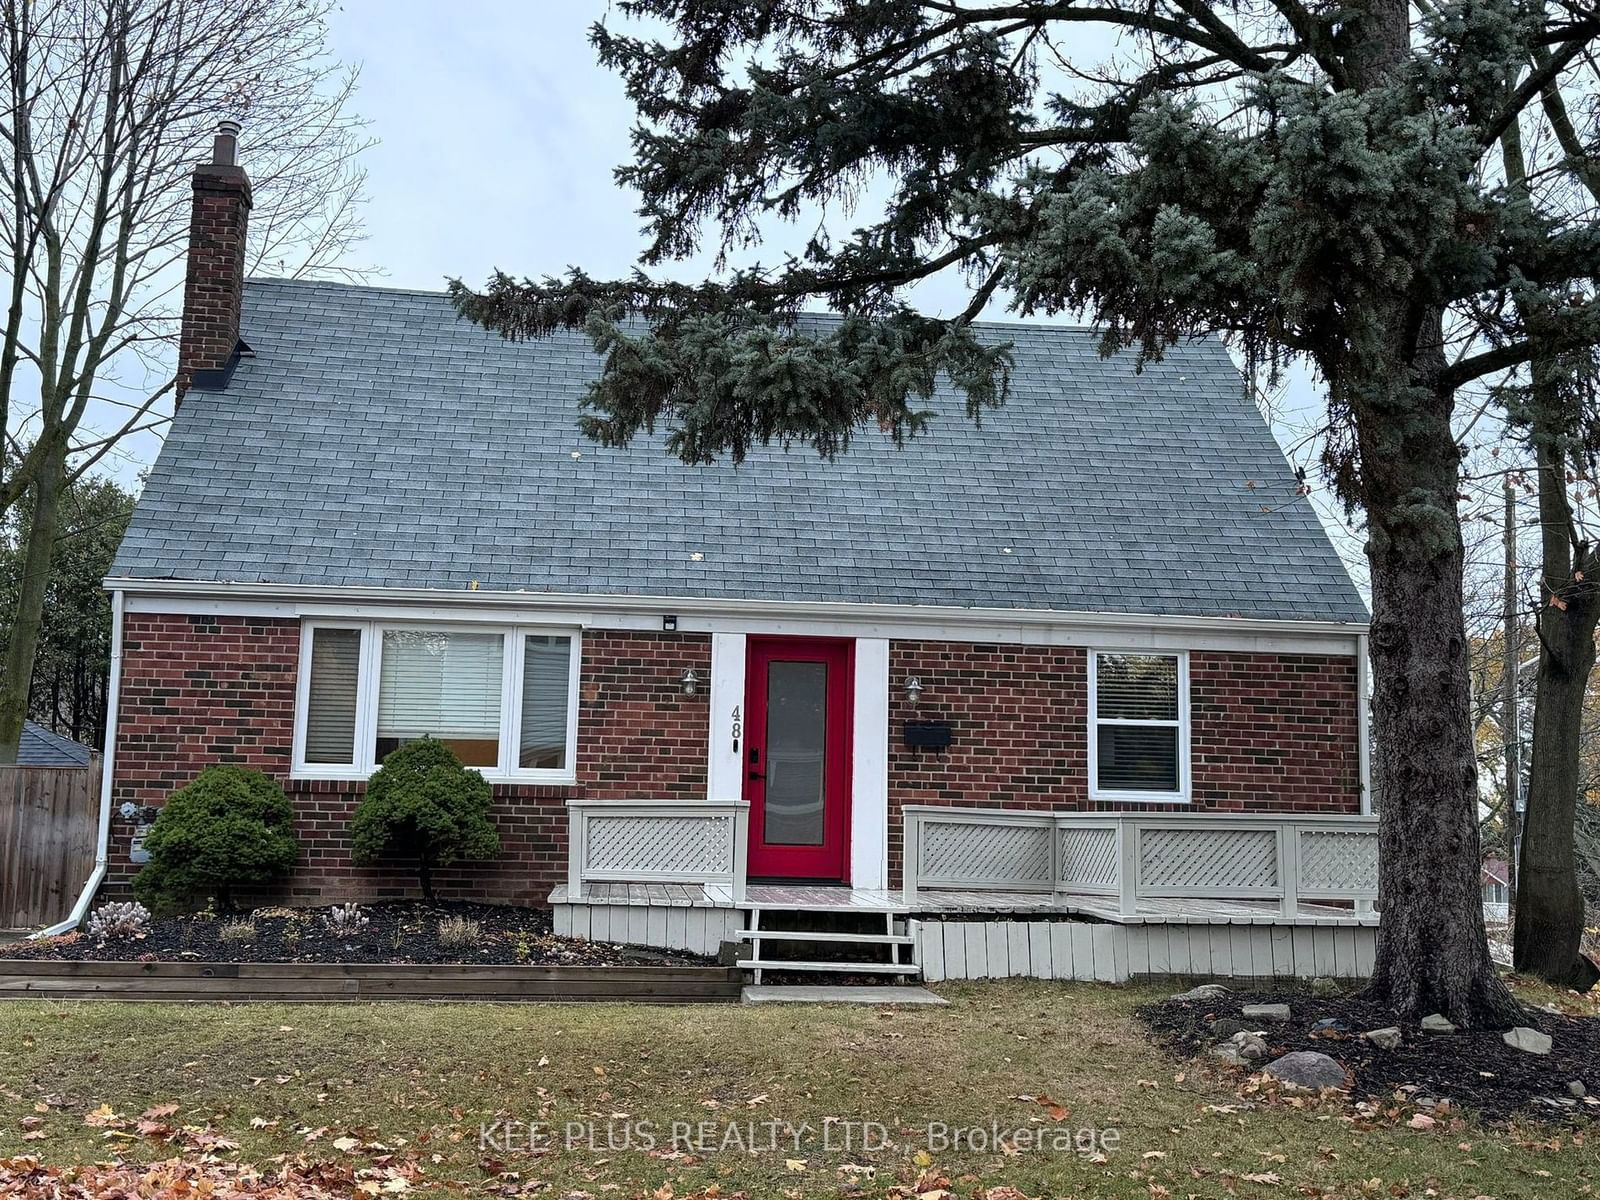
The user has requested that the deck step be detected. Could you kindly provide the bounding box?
[736,959,922,975]
[737,929,913,945]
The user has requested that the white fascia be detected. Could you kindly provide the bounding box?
[109,578,1370,655]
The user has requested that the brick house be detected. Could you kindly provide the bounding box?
[65,125,1380,982]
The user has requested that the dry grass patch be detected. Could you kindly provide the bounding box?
[0,980,1592,1198]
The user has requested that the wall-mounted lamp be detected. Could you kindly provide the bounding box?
[905,676,924,705]
[681,668,701,697]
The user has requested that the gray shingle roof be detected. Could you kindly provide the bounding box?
[19,720,93,767]
[112,279,1366,623]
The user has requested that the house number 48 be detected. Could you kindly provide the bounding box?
[731,704,742,754]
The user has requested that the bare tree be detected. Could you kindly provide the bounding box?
[1488,56,1600,987]
[0,0,369,761]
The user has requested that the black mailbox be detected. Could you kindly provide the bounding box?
[903,721,953,751]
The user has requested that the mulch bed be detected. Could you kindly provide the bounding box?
[4,901,709,967]
[1139,986,1600,1123]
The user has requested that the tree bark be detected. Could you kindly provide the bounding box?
[1512,360,1600,987]
[1357,313,1524,1026]
[1502,474,1521,921]
[0,452,64,763]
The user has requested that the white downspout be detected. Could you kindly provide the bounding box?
[1356,632,1373,815]
[35,588,124,937]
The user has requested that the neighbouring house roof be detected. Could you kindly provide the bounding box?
[1482,858,1509,887]
[18,720,93,767]
[112,278,1368,623]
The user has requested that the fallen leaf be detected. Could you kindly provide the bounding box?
[82,1104,121,1128]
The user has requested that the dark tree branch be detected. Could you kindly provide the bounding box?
[1479,17,1600,149]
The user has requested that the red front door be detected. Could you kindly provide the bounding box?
[744,637,852,882]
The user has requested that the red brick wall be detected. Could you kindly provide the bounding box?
[107,618,1357,903]
[885,642,1361,885]
[579,630,712,801]
[106,616,710,906]
[1190,652,1359,811]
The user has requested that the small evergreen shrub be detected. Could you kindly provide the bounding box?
[132,766,298,913]
[351,738,500,899]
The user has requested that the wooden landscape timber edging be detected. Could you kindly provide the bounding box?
[0,959,744,1004]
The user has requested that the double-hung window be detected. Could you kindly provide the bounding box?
[1088,650,1189,802]
[294,621,580,782]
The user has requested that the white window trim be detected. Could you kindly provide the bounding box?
[292,619,581,785]
[1086,648,1191,804]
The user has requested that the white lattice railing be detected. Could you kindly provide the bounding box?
[902,806,1378,916]
[567,799,750,901]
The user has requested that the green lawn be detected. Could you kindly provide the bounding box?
[0,980,1593,1199]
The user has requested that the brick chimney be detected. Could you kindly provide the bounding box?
[177,120,252,400]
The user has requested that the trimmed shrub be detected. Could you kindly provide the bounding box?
[351,738,500,898]
[132,766,298,913]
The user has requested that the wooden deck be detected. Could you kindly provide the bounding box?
[549,883,1378,927]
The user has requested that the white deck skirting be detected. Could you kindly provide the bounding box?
[915,918,1376,982]
[549,885,1380,981]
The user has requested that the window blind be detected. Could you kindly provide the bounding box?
[377,629,504,741]
[1095,654,1179,721]
[1096,725,1179,791]
[304,627,360,764]
[520,635,572,769]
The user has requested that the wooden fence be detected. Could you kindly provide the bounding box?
[0,764,100,931]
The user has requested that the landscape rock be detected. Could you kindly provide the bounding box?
[1569,1080,1587,1098]
[1311,1017,1350,1034]
[1210,1031,1269,1067]
[1173,983,1231,1001]
[1209,1044,1251,1067]
[1420,1013,1457,1035]
[1209,1017,1255,1039]
[1362,1026,1403,1050]
[1242,1003,1292,1023]
[1503,1026,1553,1055]
[1262,1050,1348,1091]
[1229,1031,1270,1062]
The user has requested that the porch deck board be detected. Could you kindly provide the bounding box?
[549,883,1377,927]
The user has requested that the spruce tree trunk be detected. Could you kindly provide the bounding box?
[1512,368,1599,987]
[1356,315,1523,1026]
[0,454,64,764]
